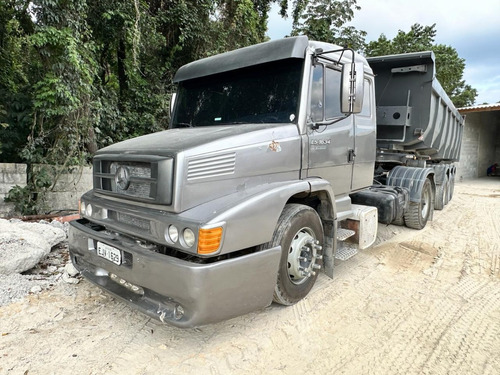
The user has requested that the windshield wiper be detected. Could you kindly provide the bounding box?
[217,121,250,125]
[174,122,194,128]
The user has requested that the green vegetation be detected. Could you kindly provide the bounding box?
[0,1,477,214]
[365,23,477,107]
[289,0,367,50]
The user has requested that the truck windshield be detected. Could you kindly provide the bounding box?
[172,59,303,128]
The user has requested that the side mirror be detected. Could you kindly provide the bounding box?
[170,92,177,116]
[341,62,364,114]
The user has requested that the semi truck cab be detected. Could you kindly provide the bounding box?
[69,36,463,327]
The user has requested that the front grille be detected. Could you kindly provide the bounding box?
[93,156,173,205]
[110,161,153,198]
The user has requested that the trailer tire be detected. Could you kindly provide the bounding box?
[435,177,449,210]
[404,178,433,230]
[449,174,455,200]
[392,216,405,226]
[262,204,324,305]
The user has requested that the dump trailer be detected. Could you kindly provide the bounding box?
[352,51,464,228]
[69,36,464,327]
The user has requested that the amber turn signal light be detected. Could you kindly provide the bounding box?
[197,227,223,254]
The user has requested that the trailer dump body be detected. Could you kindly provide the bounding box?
[367,52,464,161]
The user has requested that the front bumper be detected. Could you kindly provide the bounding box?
[69,219,281,328]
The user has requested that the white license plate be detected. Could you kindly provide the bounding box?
[97,242,122,265]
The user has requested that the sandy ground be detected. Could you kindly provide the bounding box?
[1,178,499,375]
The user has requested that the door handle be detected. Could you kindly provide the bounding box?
[348,149,356,163]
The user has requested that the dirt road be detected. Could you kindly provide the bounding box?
[1,178,499,375]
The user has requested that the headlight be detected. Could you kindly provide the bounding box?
[182,228,196,248]
[80,200,86,215]
[86,203,93,217]
[166,225,179,243]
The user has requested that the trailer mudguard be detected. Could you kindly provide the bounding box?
[432,164,450,185]
[387,166,435,203]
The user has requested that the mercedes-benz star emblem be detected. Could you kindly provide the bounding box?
[115,166,130,190]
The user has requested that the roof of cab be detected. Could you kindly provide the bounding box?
[173,36,310,83]
[173,36,372,82]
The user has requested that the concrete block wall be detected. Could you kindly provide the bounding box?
[0,164,27,217]
[0,164,92,217]
[43,166,93,212]
[456,109,500,180]
[456,121,480,181]
[476,113,499,177]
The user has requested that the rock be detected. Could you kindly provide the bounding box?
[50,220,70,236]
[30,285,42,294]
[0,219,67,275]
[62,272,80,284]
[16,221,66,247]
[0,220,52,275]
[65,263,79,277]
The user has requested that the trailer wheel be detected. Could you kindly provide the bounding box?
[262,204,324,305]
[435,176,449,210]
[392,216,405,226]
[449,174,455,200]
[404,178,433,229]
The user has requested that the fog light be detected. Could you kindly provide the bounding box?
[182,228,195,248]
[167,225,179,243]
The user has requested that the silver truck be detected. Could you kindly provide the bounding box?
[69,36,464,327]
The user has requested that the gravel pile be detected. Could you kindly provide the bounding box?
[0,219,80,306]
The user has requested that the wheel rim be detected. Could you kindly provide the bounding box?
[421,183,431,219]
[287,227,321,285]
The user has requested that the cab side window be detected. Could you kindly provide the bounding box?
[310,63,343,122]
[325,68,342,119]
[359,79,372,117]
[310,64,324,122]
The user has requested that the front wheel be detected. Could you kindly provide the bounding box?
[262,204,324,305]
[404,178,433,230]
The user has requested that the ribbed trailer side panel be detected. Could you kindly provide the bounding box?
[367,52,465,162]
[428,79,464,160]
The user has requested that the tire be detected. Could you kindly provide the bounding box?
[434,176,449,210]
[262,204,324,305]
[449,174,455,200]
[404,178,433,230]
[443,178,450,206]
[392,216,405,226]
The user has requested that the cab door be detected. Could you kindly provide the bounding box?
[306,62,355,196]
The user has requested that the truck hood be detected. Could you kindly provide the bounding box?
[96,123,292,157]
